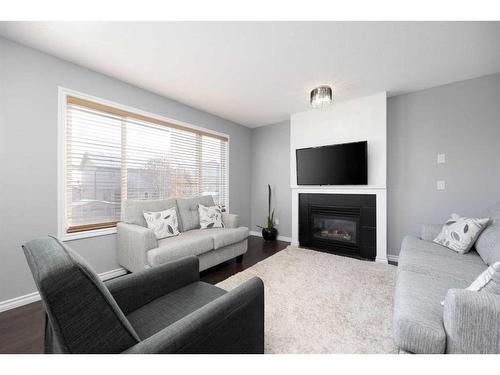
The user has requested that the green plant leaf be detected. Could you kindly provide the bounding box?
[264,183,275,229]
[268,184,271,218]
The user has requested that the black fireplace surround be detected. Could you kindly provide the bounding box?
[299,193,376,260]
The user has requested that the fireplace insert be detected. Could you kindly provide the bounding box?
[312,210,359,245]
[299,193,376,260]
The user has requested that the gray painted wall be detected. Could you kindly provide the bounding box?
[0,37,251,302]
[387,73,500,256]
[250,121,292,238]
[2,34,499,303]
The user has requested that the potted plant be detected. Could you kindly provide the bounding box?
[257,184,278,241]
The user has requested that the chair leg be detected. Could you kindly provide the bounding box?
[236,255,243,263]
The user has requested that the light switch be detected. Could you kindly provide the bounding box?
[275,218,280,225]
[437,180,446,190]
[437,153,446,164]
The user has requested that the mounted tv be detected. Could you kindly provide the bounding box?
[296,141,368,185]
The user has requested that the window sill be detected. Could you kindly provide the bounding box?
[61,227,117,242]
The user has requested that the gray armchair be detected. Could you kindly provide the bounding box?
[22,237,264,354]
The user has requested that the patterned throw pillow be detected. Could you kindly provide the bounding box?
[466,262,500,294]
[199,204,225,229]
[433,214,489,254]
[143,207,180,239]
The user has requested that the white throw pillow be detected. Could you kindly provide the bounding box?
[466,262,500,294]
[433,214,489,254]
[199,204,224,229]
[441,261,500,306]
[143,207,180,239]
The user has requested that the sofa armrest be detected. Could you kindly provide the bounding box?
[106,256,200,314]
[117,222,158,272]
[222,213,240,228]
[420,224,442,242]
[443,289,500,353]
[123,277,264,353]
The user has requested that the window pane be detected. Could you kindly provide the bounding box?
[201,136,226,207]
[65,96,229,233]
[66,106,122,227]
[125,120,201,200]
[168,130,200,198]
[125,120,171,200]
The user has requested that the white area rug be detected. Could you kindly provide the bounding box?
[216,246,398,354]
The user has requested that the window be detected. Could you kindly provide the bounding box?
[61,92,229,236]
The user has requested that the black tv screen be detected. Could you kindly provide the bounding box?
[296,141,368,185]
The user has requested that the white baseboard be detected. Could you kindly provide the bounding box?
[0,267,127,313]
[0,292,41,313]
[387,254,399,263]
[98,267,128,281]
[249,230,292,243]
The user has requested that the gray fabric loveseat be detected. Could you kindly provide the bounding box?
[117,195,248,272]
[393,203,500,354]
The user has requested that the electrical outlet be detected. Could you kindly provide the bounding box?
[275,218,280,225]
[437,180,446,190]
[437,153,446,164]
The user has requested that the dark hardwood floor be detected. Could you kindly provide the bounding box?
[0,235,289,354]
[200,236,288,284]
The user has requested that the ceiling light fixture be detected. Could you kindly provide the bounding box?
[310,85,333,108]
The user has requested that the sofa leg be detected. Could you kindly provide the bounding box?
[236,255,244,264]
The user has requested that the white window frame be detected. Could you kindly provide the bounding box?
[58,87,230,241]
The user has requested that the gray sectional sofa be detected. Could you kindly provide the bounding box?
[117,195,249,272]
[393,203,500,354]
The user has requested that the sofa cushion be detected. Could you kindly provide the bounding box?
[126,281,226,339]
[475,223,500,266]
[399,236,487,283]
[394,235,489,353]
[176,195,215,232]
[433,214,489,254]
[209,227,249,249]
[147,229,214,266]
[143,207,180,239]
[122,198,177,228]
[199,204,224,229]
[476,202,500,265]
[393,269,454,353]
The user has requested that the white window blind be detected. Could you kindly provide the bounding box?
[64,96,229,234]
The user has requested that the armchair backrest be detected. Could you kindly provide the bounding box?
[22,237,140,353]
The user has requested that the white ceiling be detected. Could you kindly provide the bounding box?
[1,22,499,127]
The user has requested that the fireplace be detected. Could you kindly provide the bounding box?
[299,193,376,260]
[312,209,359,245]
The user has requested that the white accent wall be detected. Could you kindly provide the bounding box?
[290,92,388,262]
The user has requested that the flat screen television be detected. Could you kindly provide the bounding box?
[296,141,368,185]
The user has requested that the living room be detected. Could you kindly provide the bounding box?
[1,1,500,371]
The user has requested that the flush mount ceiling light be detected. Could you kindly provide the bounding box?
[310,85,333,108]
